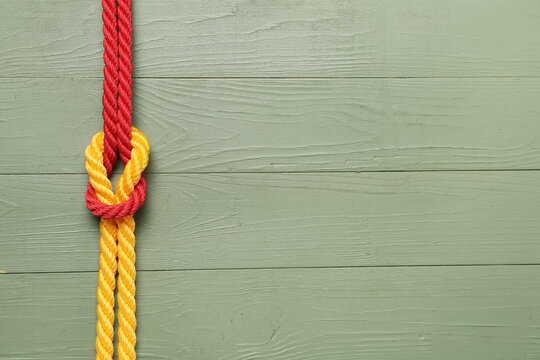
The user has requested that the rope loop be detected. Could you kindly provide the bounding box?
[91,1,141,358]
[85,126,150,219]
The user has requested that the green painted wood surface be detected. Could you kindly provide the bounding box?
[1,0,540,358]
[2,0,540,78]
[2,77,540,174]
[2,266,540,360]
[2,171,540,273]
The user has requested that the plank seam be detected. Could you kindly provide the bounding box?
[3,75,540,80]
[3,168,540,177]
[4,263,540,276]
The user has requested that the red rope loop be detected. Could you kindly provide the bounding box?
[85,169,147,219]
[86,0,146,219]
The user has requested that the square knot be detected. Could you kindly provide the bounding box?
[85,126,150,219]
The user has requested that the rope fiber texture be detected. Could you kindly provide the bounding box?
[84,1,149,359]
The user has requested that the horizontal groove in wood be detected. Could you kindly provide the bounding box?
[2,171,540,273]
[4,168,540,177]
[4,75,540,80]
[1,266,540,359]
[2,0,540,77]
[2,77,540,174]
[5,262,540,276]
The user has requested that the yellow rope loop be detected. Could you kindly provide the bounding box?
[115,127,150,202]
[85,126,150,204]
[85,126,150,360]
[85,131,115,205]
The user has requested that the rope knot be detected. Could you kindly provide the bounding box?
[85,126,150,219]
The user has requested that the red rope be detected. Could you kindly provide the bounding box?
[85,0,147,219]
[101,0,119,175]
[117,0,134,164]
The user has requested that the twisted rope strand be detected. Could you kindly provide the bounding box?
[117,216,137,360]
[85,0,146,220]
[117,0,134,163]
[95,2,118,352]
[86,128,149,360]
[86,1,147,359]
[86,128,117,360]
[95,218,118,360]
[116,4,139,356]
[101,0,119,175]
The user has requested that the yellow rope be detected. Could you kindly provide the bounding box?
[85,126,150,360]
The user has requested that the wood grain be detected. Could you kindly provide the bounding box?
[2,171,540,273]
[2,266,540,359]
[2,1,540,358]
[2,0,540,78]
[2,77,540,174]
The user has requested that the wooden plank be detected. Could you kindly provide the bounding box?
[2,171,540,273]
[2,77,540,174]
[0,0,102,78]
[2,0,540,77]
[1,266,540,359]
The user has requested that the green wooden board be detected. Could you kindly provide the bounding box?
[2,0,540,78]
[2,266,540,359]
[2,77,540,174]
[2,171,540,273]
[2,0,540,358]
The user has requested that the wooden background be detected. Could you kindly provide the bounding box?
[1,1,540,359]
